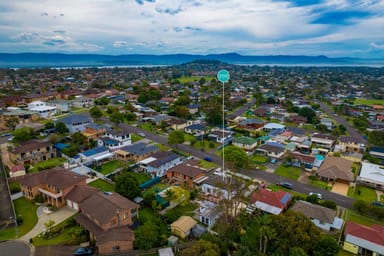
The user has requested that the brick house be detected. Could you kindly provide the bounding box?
[74,191,139,255]
[9,140,57,166]
[166,162,206,188]
[335,136,365,153]
[14,167,86,208]
[250,188,292,215]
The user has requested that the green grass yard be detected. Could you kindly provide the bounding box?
[353,99,384,106]
[129,172,151,184]
[88,179,115,192]
[347,185,377,203]
[98,160,126,175]
[273,163,302,180]
[29,157,66,173]
[250,155,269,164]
[345,210,384,226]
[0,197,38,240]
[199,160,218,170]
[176,76,214,84]
[131,133,142,142]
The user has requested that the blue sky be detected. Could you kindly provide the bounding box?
[0,0,383,57]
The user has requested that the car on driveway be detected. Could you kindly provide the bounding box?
[278,182,293,189]
[138,132,146,137]
[74,247,94,256]
[309,192,322,199]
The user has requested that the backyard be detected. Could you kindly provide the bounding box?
[29,157,66,173]
[345,209,384,227]
[353,99,384,106]
[129,172,151,184]
[97,160,126,175]
[88,179,115,192]
[273,163,302,180]
[0,197,38,240]
[250,155,269,164]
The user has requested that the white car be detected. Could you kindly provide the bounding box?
[309,192,322,199]
[138,132,146,137]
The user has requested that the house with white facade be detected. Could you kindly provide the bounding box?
[138,151,182,178]
[208,129,233,144]
[58,113,92,133]
[198,200,220,228]
[28,101,56,118]
[255,142,285,160]
[71,96,94,108]
[232,136,258,151]
[98,128,131,150]
[357,162,384,191]
[76,147,114,166]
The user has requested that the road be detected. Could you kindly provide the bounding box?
[315,100,365,142]
[228,98,256,119]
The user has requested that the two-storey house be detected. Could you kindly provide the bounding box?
[138,151,182,178]
[58,113,92,133]
[98,128,131,150]
[166,161,206,188]
[9,140,57,166]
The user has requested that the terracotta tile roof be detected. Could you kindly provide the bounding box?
[15,167,86,188]
[80,191,139,226]
[291,200,336,223]
[345,221,384,246]
[75,213,104,235]
[11,140,53,154]
[311,133,337,141]
[250,189,292,209]
[97,226,134,243]
[317,156,354,182]
[167,163,205,178]
[338,136,363,144]
[290,152,315,163]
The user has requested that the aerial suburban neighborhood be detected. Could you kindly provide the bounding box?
[0,63,384,256]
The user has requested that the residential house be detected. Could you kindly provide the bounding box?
[369,147,384,160]
[75,191,139,255]
[289,152,316,170]
[9,140,57,166]
[200,175,241,203]
[263,123,286,134]
[255,143,285,160]
[187,104,199,115]
[142,114,173,126]
[170,216,197,239]
[291,200,343,231]
[0,108,39,129]
[15,167,86,208]
[208,130,233,144]
[77,147,114,166]
[335,136,365,153]
[311,133,337,151]
[99,128,131,150]
[71,96,94,108]
[138,151,182,178]
[320,118,334,130]
[58,113,92,133]
[66,185,99,211]
[198,200,220,228]
[184,123,207,137]
[237,118,265,130]
[232,136,258,151]
[253,106,270,117]
[83,124,107,140]
[115,142,159,162]
[250,188,292,215]
[287,113,307,125]
[316,156,354,183]
[46,100,71,113]
[343,221,384,256]
[0,95,26,107]
[357,162,384,191]
[168,119,188,131]
[166,162,206,188]
[27,101,56,119]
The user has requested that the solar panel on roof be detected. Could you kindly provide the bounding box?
[280,193,291,205]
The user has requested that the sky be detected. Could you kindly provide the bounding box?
[0,0,383,58]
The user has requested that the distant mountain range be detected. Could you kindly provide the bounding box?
[0,52,383,68]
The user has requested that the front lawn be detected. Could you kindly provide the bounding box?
[29,157,66,173]
[199,160,217,169]
[309,175,329,189]
[353,99,384,106]
[267,184,304,197]
[347,185,377,203]
[98,160,126,175]
[131,133,143,142]
[88,179,115,192]
[191,139,218,152]
[274,164,302,180]
[140,122,155,132]
[251,155,269,164]
[32,216,87,246]
[0,197,39,240]
[154,143,170,151]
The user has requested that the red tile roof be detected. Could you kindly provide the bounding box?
[345,221,384,246]
[250,189,292,209]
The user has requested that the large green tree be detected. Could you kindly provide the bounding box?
[368,130,384,146]
[181,239,220,256]
[223,146,249,169]
[55,122,69,134]
[134,222,159,250]
[115,172,141,200]
[89,106,103,120]
[12,127,36,143]
[168,130,185,145]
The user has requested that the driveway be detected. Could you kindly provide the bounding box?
[20,206,77,243]
[331,182,350,196]
[0,240,31,256]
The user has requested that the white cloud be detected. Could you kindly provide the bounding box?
[371,42,384,49]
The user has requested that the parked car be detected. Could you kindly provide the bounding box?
[309,192,322,199]
[1,133,11,137]
[278,182,293,189]
[204,156,212,162]
[74,247,94,256]
[372,201,384,207]
[138,132,146,137]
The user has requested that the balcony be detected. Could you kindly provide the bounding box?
[39,188,62,199]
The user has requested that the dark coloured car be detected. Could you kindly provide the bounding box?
[74,247,93,256]
[372,201,384,207]
[278,182,293,189]
[204,157,212,162]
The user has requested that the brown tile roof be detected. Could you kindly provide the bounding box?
[168,119,187,125]
[97,226,134,244]
[11,140,53,154]
[345,221,384,246]
[290,152,315,163]
[291,200,336,224]
[167,163,205,178]
[15,167,86,188]
[316,156,354,182]
[250,189,292,209]
[75,213,104,236]
[65,185,99,203]
[338,136,363,144]
[80,191,139,226]
[311,133,337,141]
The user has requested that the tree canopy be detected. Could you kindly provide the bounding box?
[12,127,36,143]
[223,146,249,169]
[168,130,185,145]
[115,172,141,200]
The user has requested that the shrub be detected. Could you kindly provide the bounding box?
[33,194,45,204]
[9,182,21,194]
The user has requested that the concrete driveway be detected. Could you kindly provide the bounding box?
[331,182,350,196]
[0,240,31,256]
